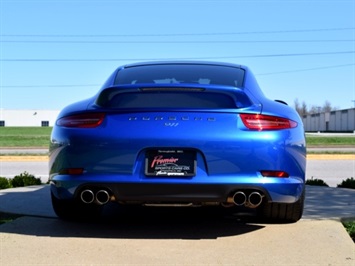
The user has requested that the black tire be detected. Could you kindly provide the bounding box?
[51,192,102,221]
[261,190,305,223]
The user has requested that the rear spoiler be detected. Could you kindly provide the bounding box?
[95,84,260,111]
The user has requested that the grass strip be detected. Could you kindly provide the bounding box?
[342,220,355,243]
[306,136,355,146]
[1,127,52,147]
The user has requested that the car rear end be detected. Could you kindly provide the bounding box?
[49,62,306,221]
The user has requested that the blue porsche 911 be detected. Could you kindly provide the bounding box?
[49,61,306,222]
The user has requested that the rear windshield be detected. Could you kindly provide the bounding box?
[114,64,245,87]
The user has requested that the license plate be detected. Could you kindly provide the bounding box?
[145,149,196,177]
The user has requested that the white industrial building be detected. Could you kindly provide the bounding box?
[0,109,60,127]
[302,108,355,132]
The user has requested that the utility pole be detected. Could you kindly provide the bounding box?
[317,106,321,133]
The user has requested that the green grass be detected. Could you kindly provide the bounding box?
[342,220,355,242]
[306,135,355,146]
[0,127,52,147]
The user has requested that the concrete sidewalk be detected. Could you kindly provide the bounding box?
[1,185,354,220]
[0,185,354,265]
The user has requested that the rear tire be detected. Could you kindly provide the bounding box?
[261,190,305,223]
[51,192,102,221]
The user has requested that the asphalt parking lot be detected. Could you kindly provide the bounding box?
[0,184,354,265]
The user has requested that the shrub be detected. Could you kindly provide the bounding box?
[0,177,11,189]
[305,177,329,187]
[342,220,355,242]
[0,212,22,225]
[10,171,42,187]
[337,177,355,189]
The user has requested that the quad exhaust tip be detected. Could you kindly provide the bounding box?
[231,191,264,208]
[80,188,263,208]
[80,189,111,205]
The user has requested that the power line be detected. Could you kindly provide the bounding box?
[1,51,354,62]
[257,63,355,76]
[1,39,354,44]
[0,84,100,88]
[2,27,354,38]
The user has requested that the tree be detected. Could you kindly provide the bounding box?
[322,100,333,113]
[301,101,307,116]
[293,98,308,117]
[309,105,321,114]
[293,99,338,116]
[294,98,301,114]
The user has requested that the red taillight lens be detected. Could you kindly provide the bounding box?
[59,168,84,175]
[240,114,297,131]
[261,170,289,178]
[57,113,105,128]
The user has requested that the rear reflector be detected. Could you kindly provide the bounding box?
[57,113,105,128]
[140,87,205,92]
[240,114,297,131]
[261,170,289,178]
[59,168,84,175]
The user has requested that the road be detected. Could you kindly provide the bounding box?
[307,155,355,187]
[0,155,354,187]
[0,160,49,183]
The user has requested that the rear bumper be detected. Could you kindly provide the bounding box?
[50,174,305,204]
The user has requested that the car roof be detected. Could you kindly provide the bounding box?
[121,60,245,70]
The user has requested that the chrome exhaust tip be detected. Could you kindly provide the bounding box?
[95,190,110,205]
[247,192,263,208]
[232,191,247,206]
[80,189,95,204]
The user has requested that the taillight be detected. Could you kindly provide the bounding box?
[260,170,289,178]
[57,113,105,128]
[240,114,297,131]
